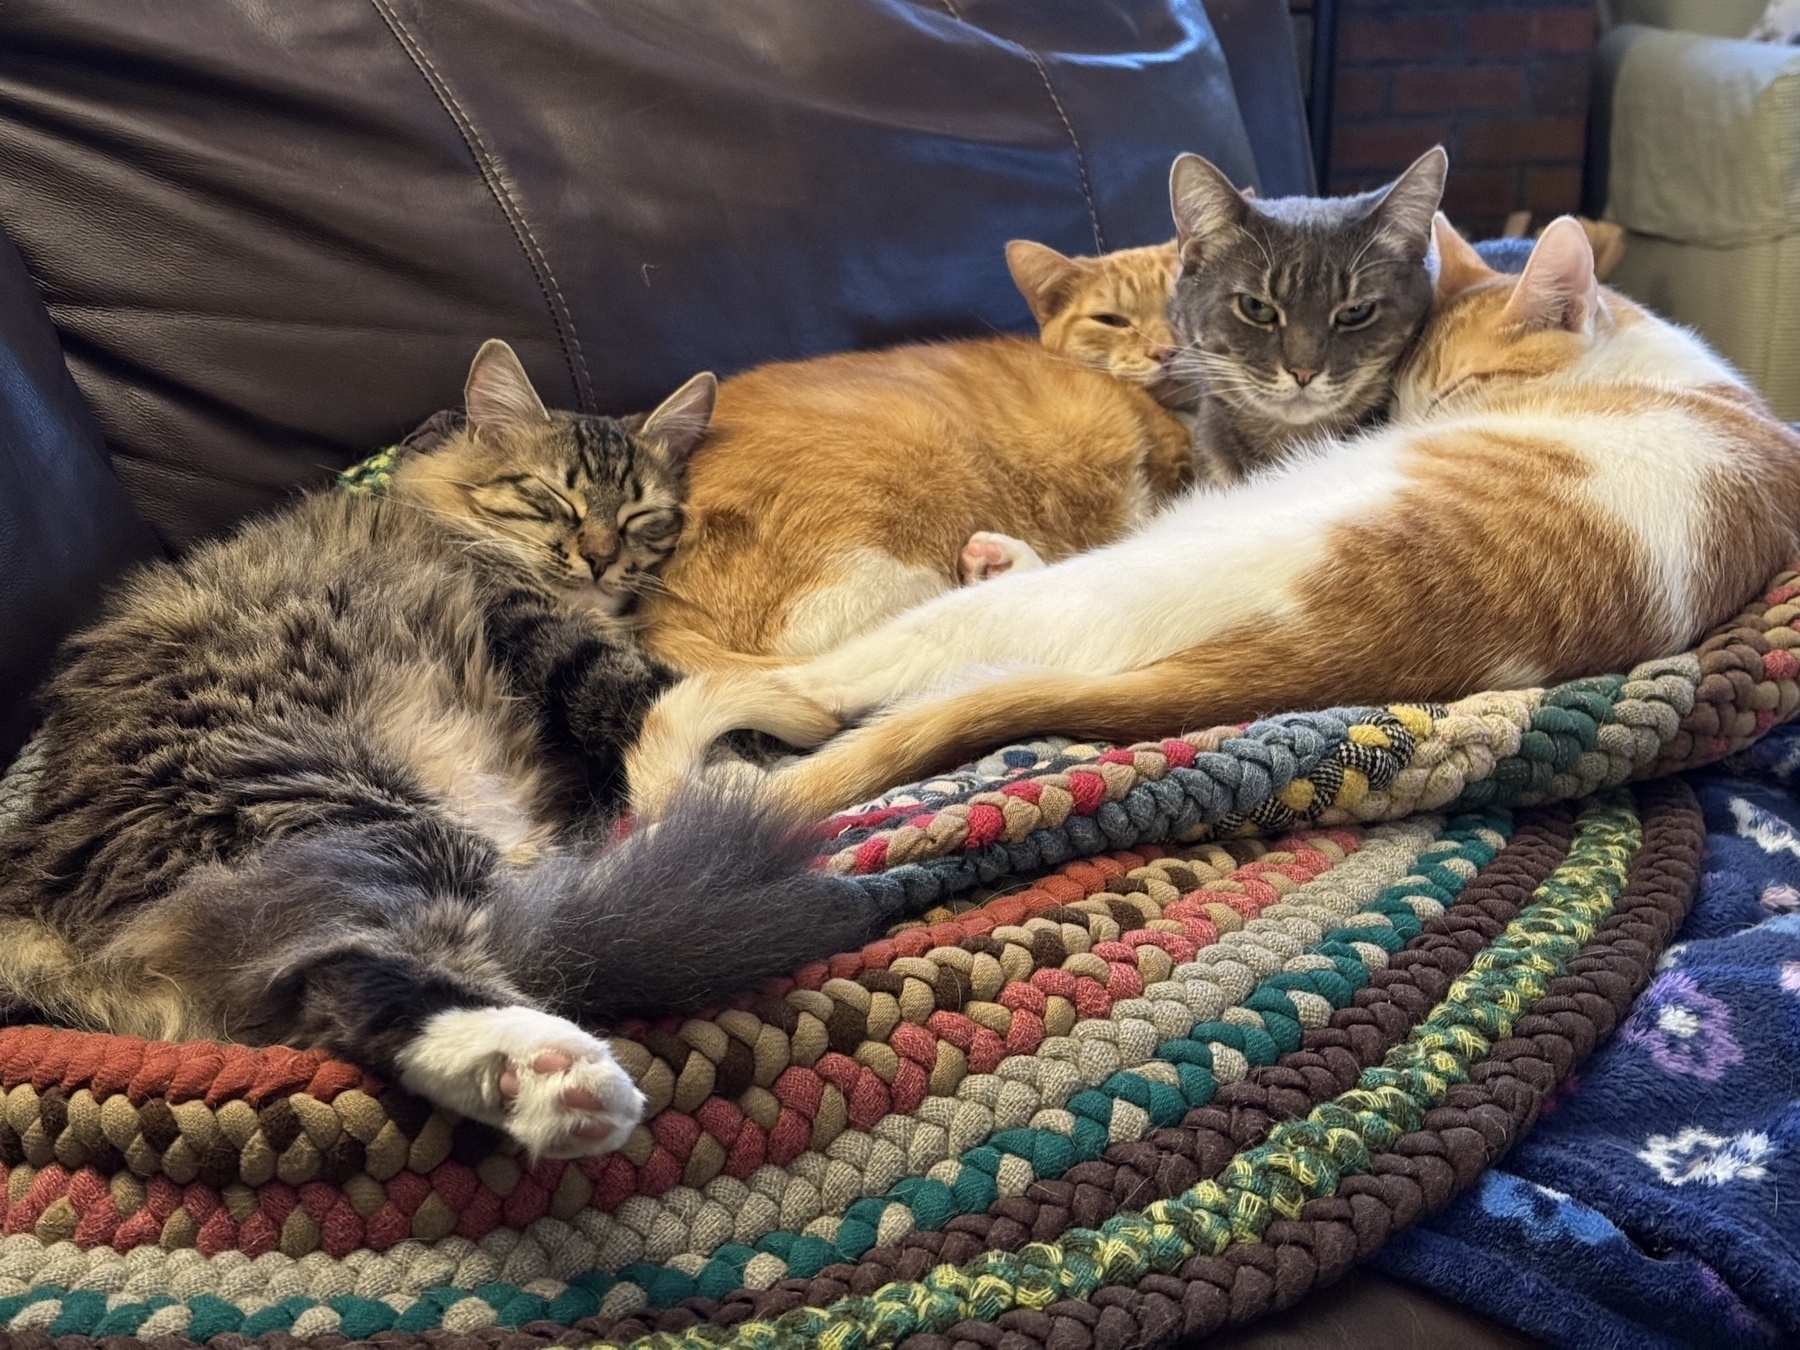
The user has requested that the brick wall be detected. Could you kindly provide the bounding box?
[1303,0,1598,239]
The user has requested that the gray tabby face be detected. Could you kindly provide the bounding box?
[397,342,717,616]
[1166,148,1447,442]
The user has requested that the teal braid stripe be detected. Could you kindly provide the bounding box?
[588,792,1637,1350]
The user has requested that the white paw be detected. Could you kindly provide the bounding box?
[959,531,1044,584]
[396,1005,646,1159]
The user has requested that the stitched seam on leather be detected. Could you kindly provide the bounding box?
[936,0,1106,253]
[366,0,595,408]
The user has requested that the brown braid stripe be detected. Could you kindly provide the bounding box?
[559,807,1581,1342]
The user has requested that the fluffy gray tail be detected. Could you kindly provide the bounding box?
[509,788,903,1020]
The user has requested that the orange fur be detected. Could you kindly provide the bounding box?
[634,218,1800,819]
[637,333,1191,672]
[1005,239,1184,399]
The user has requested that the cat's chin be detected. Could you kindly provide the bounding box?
[568,586,634,619]
[1251,390,1353,427]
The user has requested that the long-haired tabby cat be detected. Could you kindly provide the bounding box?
[637,156,1447,676]
[0,341,905,1159]
[628,216,1800,820]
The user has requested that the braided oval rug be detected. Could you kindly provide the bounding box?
[4,561,1799,1348]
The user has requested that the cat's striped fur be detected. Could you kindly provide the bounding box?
[0,342,899,1159]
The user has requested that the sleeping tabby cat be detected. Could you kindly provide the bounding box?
[627,216,1800,820]
[0,341,901,1159]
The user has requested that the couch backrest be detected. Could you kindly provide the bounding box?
[0,0,1304,556]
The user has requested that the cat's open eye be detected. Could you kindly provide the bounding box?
[1334,301,1378,330]
[1235,295,1279,326]
[1089,313,1131,328]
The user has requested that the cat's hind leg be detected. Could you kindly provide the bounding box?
[959,531,1045,584]
[130,820,648,1159]
[396,1005,644,1158]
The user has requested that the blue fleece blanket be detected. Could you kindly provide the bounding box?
[1375,726,1800,1347]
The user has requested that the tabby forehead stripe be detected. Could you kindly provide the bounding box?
[585,795,1633,1349]
[0,817,1491,1341]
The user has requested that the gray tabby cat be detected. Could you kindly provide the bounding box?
[0,341,898,1158]
[1166,146,1448,483]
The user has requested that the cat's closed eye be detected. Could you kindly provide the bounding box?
[1235,295,1279,326]
[623,509,681,544]
[1088,313,1131,328]
[471,478,578,523]
[1334,301,1378,330]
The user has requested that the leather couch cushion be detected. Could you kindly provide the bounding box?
[0,0,1270,552]
[0,223,160,764]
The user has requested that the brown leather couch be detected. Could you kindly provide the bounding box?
[0,3,1535,1344]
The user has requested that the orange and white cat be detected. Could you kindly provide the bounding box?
[635,253,1194,674]
[629,216,1800,818]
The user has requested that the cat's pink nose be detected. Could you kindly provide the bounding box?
[1288,366,1318,387]
[582,549,617,579]
[1149,344,1175,364]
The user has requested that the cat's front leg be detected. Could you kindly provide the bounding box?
[487,597,678,806]
[959,531,1046,584]
[556,643,678,797]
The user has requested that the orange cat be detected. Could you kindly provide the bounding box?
[636,268,1195,674]
[629,217,1800,819]
[1005,239,1185,404]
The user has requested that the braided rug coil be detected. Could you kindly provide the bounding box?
[4,559,1795,1348]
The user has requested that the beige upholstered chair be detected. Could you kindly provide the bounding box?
[1593,0,1800,417]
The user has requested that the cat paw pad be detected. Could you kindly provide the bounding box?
[398,1006,646,1159]
[496,1042,644,1158]
[960,531,1044,584]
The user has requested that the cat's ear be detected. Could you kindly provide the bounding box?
[1430,212,1495,301]
[640,371,717,469]
[1169,153,1249,264]
[1502,216,1601,334]
[1369,146,1449,260]
[465,340,549,438]
[1006,240,1082,324]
